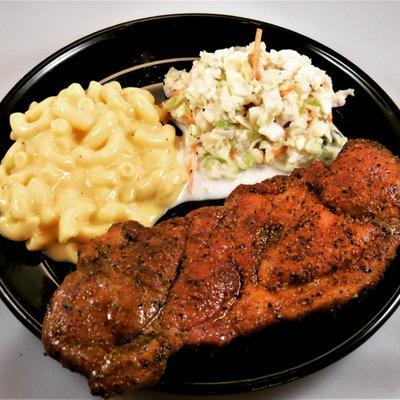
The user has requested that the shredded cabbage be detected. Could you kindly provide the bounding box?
[164,41,354,179]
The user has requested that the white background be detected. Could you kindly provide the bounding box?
[1,1,400,399]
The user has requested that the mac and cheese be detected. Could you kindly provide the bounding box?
[0,81,187,263]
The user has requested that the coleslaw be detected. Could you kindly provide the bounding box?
[163,32,354,180]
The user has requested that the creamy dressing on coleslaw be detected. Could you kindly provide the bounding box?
[163,39,353,180]
[173,138,286,204]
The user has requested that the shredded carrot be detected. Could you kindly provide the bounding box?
[187,111,195,124]
[230,150,239,160]
[188,145,197,193]
[327,113,333,122]
[250,28,263,80]
[273,146,287,158]
[309,109,317,120]
[279,83,296,97]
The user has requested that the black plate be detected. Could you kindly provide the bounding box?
[1,14,400,395]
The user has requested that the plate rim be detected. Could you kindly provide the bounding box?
[1,12,400,394]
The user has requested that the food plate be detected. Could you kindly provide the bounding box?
[1,14,400,394]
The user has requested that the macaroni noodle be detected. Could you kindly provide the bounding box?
[0,81,187,263]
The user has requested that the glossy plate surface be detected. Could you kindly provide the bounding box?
[1,13,400,394]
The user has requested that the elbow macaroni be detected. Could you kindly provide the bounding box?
[0,81,187,263]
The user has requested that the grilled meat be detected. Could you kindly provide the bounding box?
[318,139,400,219]
[42,219,187,388]
[42,139,400,397]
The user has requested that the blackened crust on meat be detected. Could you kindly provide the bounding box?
[42,139,400,398]
[42,218,187,394]
[317,139,400,219]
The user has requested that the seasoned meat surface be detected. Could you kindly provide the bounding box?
[42,219,187,389]
[318,139,400,219]
[42,139,400,398]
